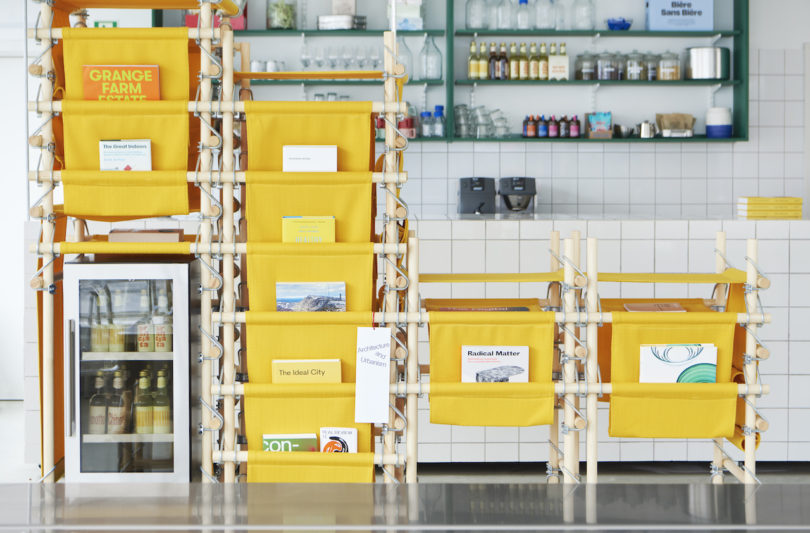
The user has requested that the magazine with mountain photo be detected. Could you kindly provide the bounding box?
[276,282,346,312]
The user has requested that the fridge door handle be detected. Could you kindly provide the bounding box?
[69,319,75,437]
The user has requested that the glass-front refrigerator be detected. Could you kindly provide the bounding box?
[63,263,190,482]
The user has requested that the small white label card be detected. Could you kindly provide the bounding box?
[355,327,391,424]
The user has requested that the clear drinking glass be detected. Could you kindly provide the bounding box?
[535,0,554,29]
[466,0,487,29]
[369,46,381,70]
[313,47,326,70]
[341,46,352,70]
[299,43,311,70]
[327,46,339,69]
[397,37,413,78]
[573,0,595,30]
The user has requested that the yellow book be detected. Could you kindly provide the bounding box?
[271,359,342,383]
[738,196,802,205]
[282,216,336,243]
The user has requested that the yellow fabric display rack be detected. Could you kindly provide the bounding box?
[414,231,771,485]
[27,0,236,483]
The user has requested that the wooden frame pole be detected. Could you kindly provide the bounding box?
[198,0,216,483]
[562,238,578,484]
[405,234,419,483]
[37,0,56,483]
[570,231,581,477]
[585,237,599,484]
[220,22,237,484]
[712,231,727,484]
[547,231,561,483]
[744,239,759,483]
[382,30,401,484]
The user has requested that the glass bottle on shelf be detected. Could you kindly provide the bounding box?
[528,42,539,80]
[467,41,479,80]
[573,0,595,30]
[87,370,108,434]
[136,289,154,353]
[496,0,512,30]
[498,42,509,80]
[267,0,296,30]
[486,0,500,28]
[508,42,519,80]
[108,289,126,352]
[106,370,127,435]
[535,0,554,29]
[518,42,529,80]
[90,292,109,352]
[419,112,433,137]
[152,370,172,434]
[418,36,442,81]
[134,370,153,434]
[516,0,531,29]
[477,42,489,80]
[538,42,549,80]
[397,37,413,80]
[121,367,133,432]
[466,0,487,29]
[488,42,498,80]
[153,288,173,353]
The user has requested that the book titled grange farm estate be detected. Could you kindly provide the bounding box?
[82,65,160,101]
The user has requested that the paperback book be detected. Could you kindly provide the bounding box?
[461,345,529,383]
[99,139,152,171]
[639,343,717,384]
[271,359,342,384]
[82,65,160,101]
[276,282,346,312]
[319,427,358,453]
[282,216,336,243]
[262,433,319,452]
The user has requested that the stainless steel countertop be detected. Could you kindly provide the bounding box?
[2,483,809,531]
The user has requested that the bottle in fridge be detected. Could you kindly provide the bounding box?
[136,289,154,353]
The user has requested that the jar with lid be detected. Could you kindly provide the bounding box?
[615,52,627,81]
[573,0,595,30]
[419,112,434,138]
[658,51,681,81]
[466,0,488,29]
[418,36,443,81]
[644,53,659,81]
[575,53,596,80]
[625,50,646,81]
[267,0,296,29]
[597,52,617,81]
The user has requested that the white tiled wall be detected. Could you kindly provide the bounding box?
[414,218,810,463]
[385,48,805,221]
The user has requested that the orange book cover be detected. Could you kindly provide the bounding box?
[82,65,160,101]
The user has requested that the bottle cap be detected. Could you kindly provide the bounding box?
[420,111,431,118]
[434,105,444,115]
[520,0,528,4]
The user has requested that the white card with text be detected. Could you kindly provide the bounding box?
[355,327,391,424]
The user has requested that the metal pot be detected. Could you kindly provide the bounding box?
[686,47,731,80]
[637,121,657,139]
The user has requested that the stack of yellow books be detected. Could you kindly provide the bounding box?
[737,197,803,220]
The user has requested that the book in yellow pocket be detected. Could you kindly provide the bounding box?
[271,359,342,384]
[82,65,160,101]
[282,216,336,243]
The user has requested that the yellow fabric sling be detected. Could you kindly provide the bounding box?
[245,102,374,171]
[243,384,373,483]
[60,101,190,218]
[245,172,374,243]
[427,310,556,426]
[245,243,375,312]
[244,311,373,384]
[609,312,738,439]
[61,28,190,101]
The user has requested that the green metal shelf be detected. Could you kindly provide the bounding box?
[250,79,444,86]
[455,79,740,87]
[455,29,741,38]
[235,29,445,37]
[453,135,748,143]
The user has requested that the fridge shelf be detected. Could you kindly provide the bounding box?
[82,433,175,444]
[81,352,175,362]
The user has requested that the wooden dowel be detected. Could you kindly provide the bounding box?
[213,382,770,397]
[756,346,770,360]
[29,206,44,218]
[744,239,759,484]
[755,417,769,432]
[723,458,746,483]
[712,231,727,484]
[28,135,44,147]
[585,237,599,484]
[30,277,45,290]
[756,277,771,290]
[28,64,44,76]
[28,170,408,185]
[28,27,222,40]
[30,100,408,115]
[214,451,404,466]
[406,235,419,484]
